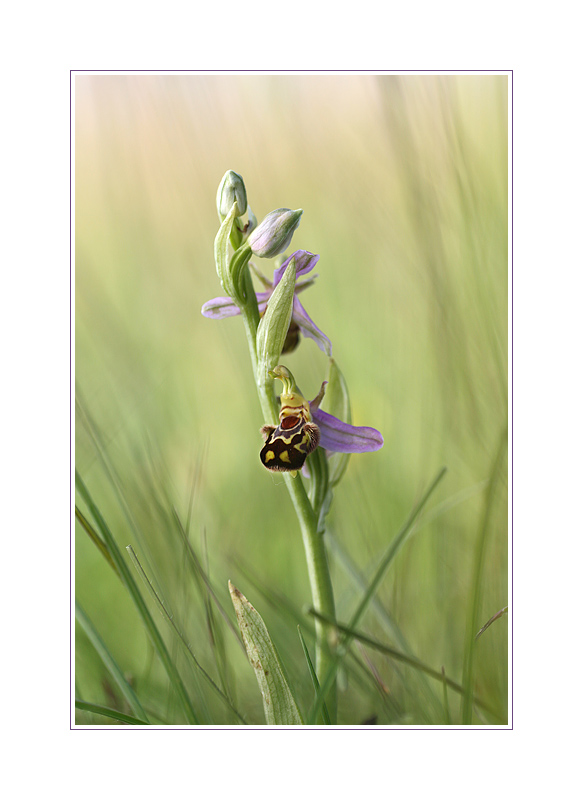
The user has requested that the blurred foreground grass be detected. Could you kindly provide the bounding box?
[75,74,508,725]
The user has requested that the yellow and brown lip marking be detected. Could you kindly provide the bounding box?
[260,394,320,473]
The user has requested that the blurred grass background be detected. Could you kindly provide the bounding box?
[75,74,508,725]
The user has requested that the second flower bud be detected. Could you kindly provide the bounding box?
[248,208,303,258]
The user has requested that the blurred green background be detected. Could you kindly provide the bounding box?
[75,74,508,725]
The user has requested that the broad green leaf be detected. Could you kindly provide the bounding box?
[229,582,303,725]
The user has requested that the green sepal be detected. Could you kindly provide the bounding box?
[255,256,296,385]
[307,445,329,518]
[324,359,352,488]
[311,360,351,535]
[229,582,303,725]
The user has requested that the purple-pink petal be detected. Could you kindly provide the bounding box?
[201,296,242,319]
[273,250,320,287]
[311,408,384,453]
[202,291,273,318]
[292,296,332,356]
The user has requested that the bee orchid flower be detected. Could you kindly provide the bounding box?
[260,366,383,475]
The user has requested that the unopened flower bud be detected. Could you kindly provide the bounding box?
[216,170,247,219]
[248,208,303,258]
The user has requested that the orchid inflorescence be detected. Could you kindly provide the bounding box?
[203,170,383,724]
[203,170,383,485]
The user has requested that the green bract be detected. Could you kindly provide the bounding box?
[213,202,252,306]
[255,256,296,384]
[214,201,239,296]
[323,359,352,488]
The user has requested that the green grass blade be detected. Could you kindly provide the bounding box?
[229,582,303,725]
[75,506,119,577]
[232,557,395,712]
[199,532,237,711]
[233,558,316,639]
[326,530,443,720]
[75,470,199,724]
[308,467,447,724]
[297,626,330,725]
[441,666,452,725]
[462,430,507,723]
[346,467,448,634]
[126,545,247,724]
[475,606,508,640]
[75,600,149,723]
[172,509,245,651]
[75,700,147,725]
[308,610,504,723]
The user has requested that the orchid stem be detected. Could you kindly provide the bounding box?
[239,264,337,724]
[283,471,337,724]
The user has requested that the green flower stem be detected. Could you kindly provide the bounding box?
[239,268,261,376]
[237,260,337,724]
[282,469,337,724]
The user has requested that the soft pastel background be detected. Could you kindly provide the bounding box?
[75,74,508,725]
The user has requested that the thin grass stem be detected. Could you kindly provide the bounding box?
[75,470,199,725]
[75,700,147,726]
[75,600,149,723]
[462,429,507,723]
[126,545,248,725]
[297,626,331,725]
[309,609,504,723]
